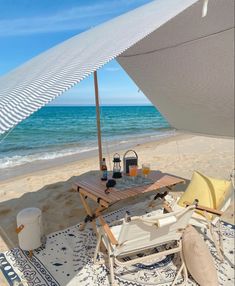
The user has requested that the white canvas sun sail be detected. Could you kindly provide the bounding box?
[118,0,234,137]
[0,0,234,137]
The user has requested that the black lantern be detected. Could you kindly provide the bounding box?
[112,153,122,178]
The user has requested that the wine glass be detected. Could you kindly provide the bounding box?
[142,163,150,178]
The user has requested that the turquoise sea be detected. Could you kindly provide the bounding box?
[0,106,173,169]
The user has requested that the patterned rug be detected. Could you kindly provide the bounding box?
[0,203,234,286]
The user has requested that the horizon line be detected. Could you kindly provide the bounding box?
[48,104,153,107]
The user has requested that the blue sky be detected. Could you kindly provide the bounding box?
[0,0,153,106]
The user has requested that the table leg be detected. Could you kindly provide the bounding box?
[148,190,168,208]
[79,193,108,252]
[79,193,98,234]
[148,183,181,208]
[95,205,107,217]
[79,193,108,235]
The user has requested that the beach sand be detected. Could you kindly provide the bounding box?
[0,133,234,255]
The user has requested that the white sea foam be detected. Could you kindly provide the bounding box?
[0,146,98,169]
[0,130,176,170]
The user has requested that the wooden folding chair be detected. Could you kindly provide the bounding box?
[94,205,196,285]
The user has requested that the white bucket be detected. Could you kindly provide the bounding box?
[16,208,43,251]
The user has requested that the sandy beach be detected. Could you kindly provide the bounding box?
[0,132,234,255]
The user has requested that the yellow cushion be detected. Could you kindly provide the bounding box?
[178,171,233,219]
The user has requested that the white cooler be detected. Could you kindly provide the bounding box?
[16,207,43,251]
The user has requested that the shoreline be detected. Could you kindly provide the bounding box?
[0,129,177,182]
[0,105,171,174]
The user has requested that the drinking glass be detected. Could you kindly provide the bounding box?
[129,165,138,181]
[142,163,150,178]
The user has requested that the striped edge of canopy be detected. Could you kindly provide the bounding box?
[0,0,199,134]
[0,0,234,138]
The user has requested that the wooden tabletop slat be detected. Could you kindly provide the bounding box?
[73,171,185,206]
[78,180,115,203]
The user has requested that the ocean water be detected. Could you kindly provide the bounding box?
[0,106,172,169]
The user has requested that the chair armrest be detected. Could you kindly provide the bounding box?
[184,201,223,216]
[99,216,118,246]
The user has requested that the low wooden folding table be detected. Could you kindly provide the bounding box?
[72,170,185,234]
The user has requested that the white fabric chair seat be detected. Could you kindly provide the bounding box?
[95,205,195,286]
[107,212,185,256]
[113,230,182,257]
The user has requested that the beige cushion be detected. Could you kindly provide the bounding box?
[182,225,219,286]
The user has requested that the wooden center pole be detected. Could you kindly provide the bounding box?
[94,71,103,170]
